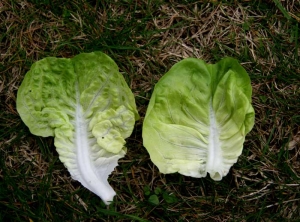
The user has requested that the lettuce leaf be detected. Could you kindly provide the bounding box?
[17,52,139,204]
[142,57,254,181]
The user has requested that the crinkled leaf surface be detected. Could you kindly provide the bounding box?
[17,52,139,204]
[142,57,254,181]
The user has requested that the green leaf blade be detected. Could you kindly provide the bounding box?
[16,52,139,205]
[143,57,254,181]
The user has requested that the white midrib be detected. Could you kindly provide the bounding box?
[206,102,223,180]
[75,83,115,205]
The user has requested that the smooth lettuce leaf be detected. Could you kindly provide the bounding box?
[142,57,254,181]
[17,52,139,204]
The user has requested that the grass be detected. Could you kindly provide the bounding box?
[1,0,300,221]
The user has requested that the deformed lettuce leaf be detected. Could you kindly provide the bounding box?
[142,57,254,181]
[17,52,139,204]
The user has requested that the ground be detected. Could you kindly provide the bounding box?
[0,0,300,221]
